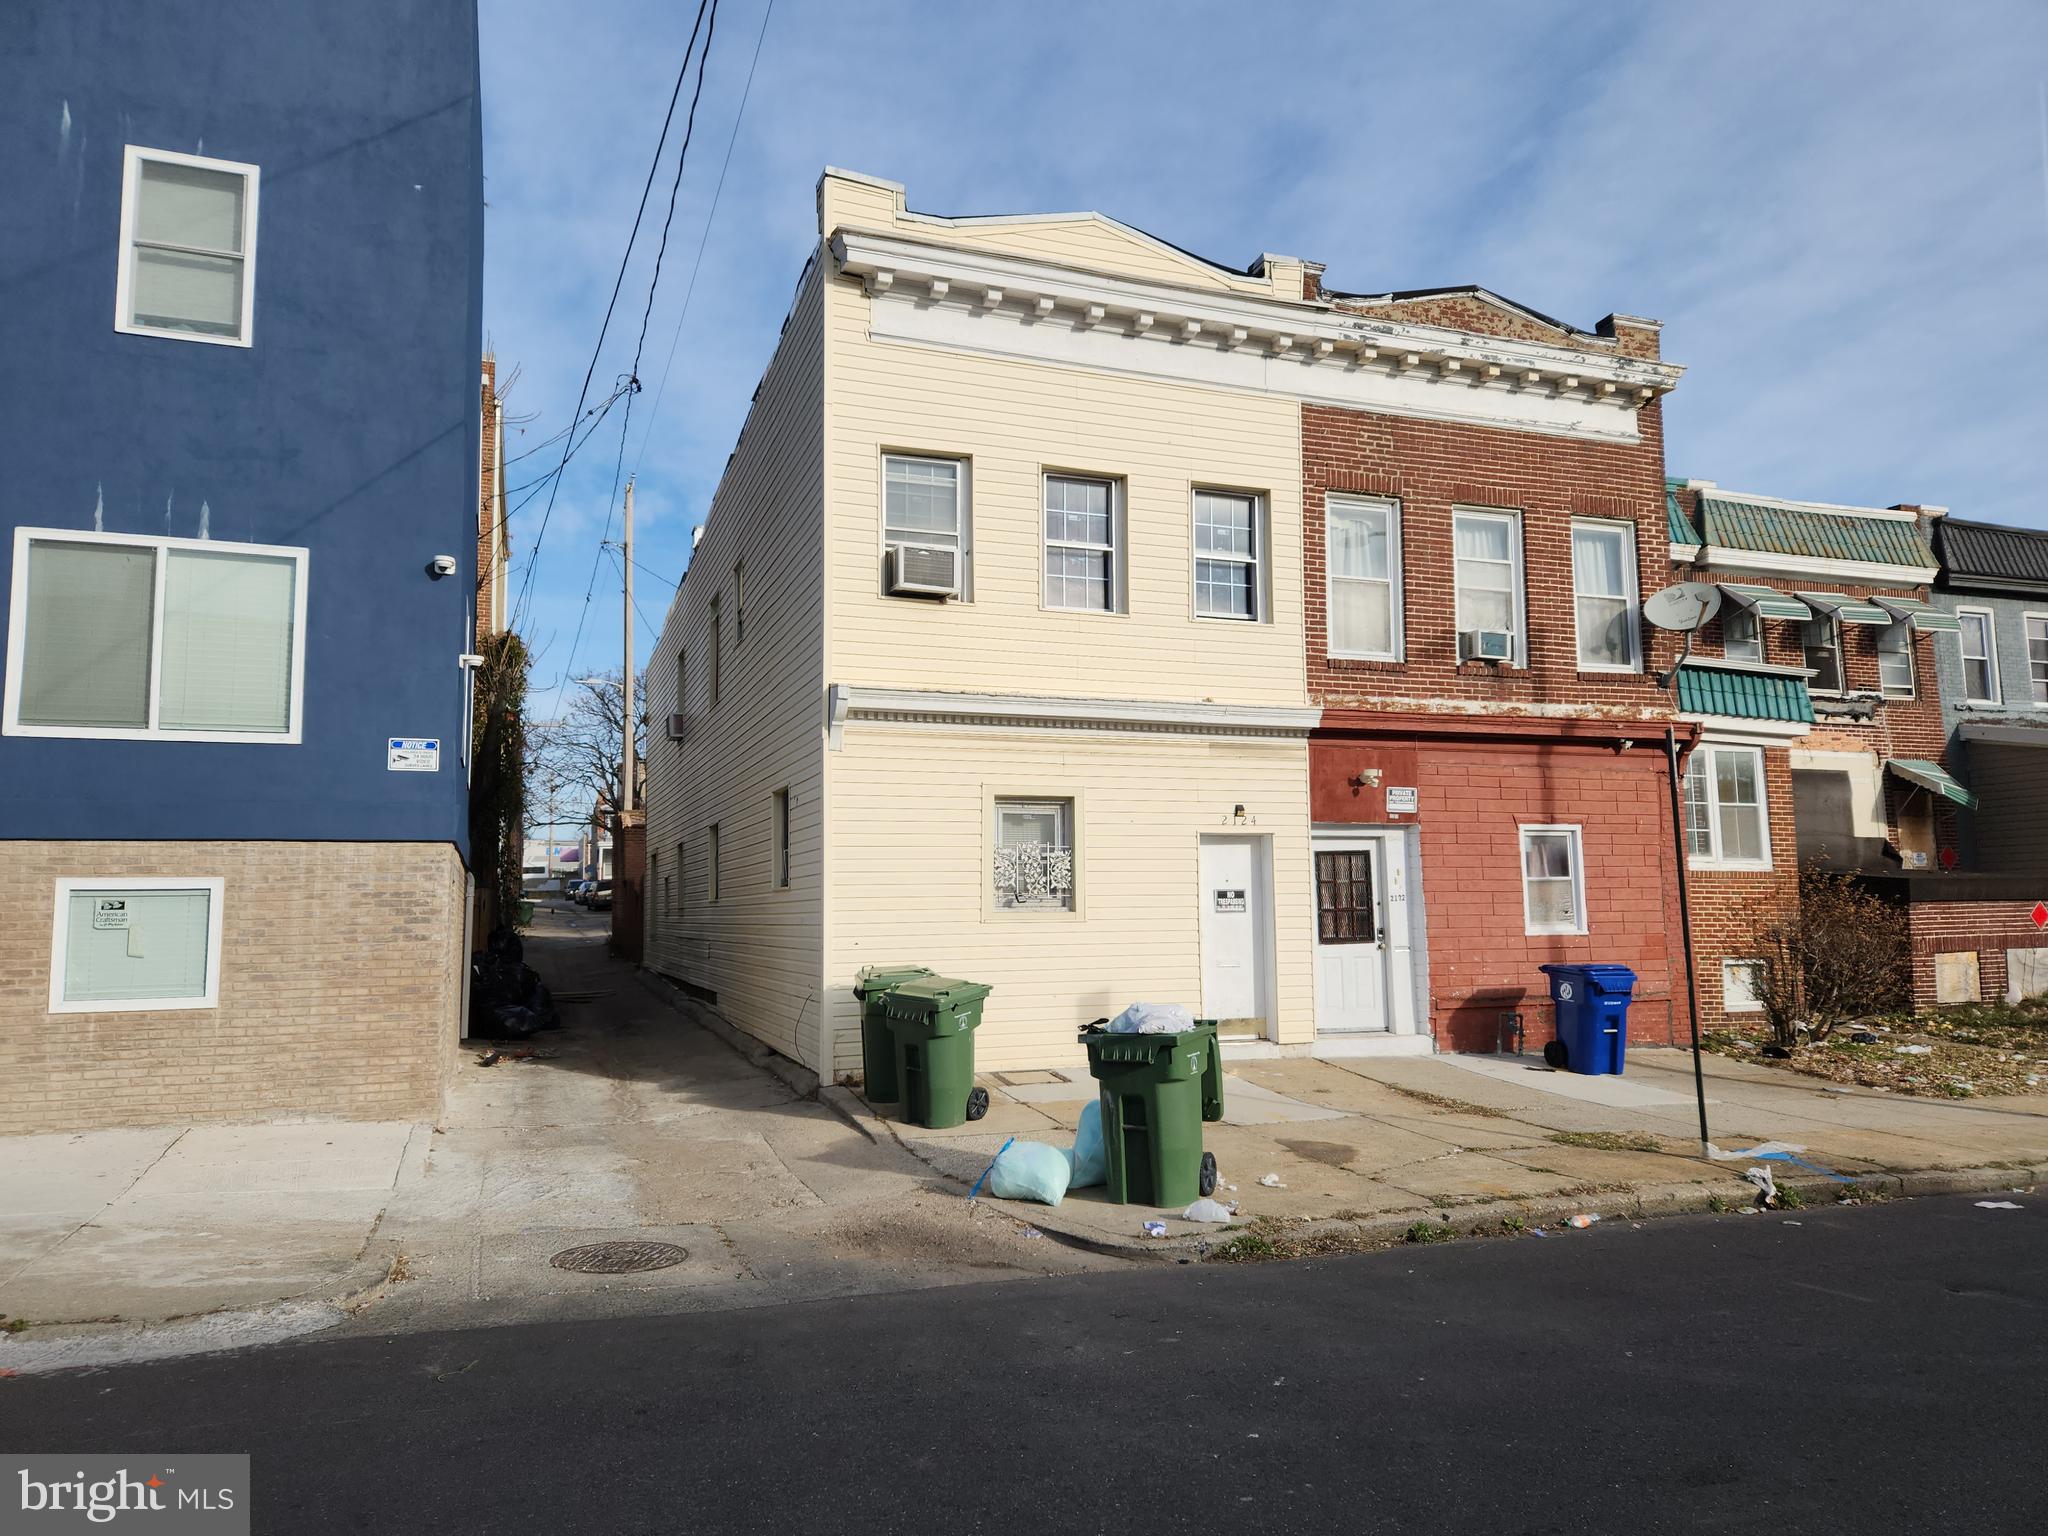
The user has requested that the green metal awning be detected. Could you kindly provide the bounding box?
[1885,758,1977,810]
[1717,583,1812,621]
[1675,662,1816,724]
[1797,591,1893,626]
[1871,595,1961,633]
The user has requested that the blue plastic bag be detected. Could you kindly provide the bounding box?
[1067,1099,1106,1188]
[988,1140,1072,1206]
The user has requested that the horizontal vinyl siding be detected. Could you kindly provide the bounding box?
[643,264,826,1066]
[904,217,1267,293]
[822,726,1315,1076]
[823,270,1308,705]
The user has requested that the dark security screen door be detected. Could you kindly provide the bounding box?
[1315,849,1377,944]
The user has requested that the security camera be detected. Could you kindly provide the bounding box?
[429,555,458,578]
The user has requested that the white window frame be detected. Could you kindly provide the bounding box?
[2025,612,2048,708]
[114,145,260,348]
[1040,472,1124,615]
[1723,604,1764,664]
[880,452,971,599]
[1191,488,1265,623]
[988,792,1082,917]
[4,526,308,743]
[1569,518,1641,672]
[1683,744,1773,870]
[1803,614,1844,697]
[49,875,225,1014]
[1956,607,2001,705]
[1721,958,1766,1013]
[1875,620,1915,699]
[772,787,790,889]
[1452,507,1525,664]
[1518,824,1586,937]
[1326,494,1404,661]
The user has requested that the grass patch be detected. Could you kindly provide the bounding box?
[1776,1183,1806,1210]
[1383,1083,1508,1118]
[3,1317,28,1334]
[1404,1220,1455,1244]
[1210,1232,1279,1263]
[1706,1193,1733,1213]
[1549,1130,1661,1154]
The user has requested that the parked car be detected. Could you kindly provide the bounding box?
[570,879,594,905]
[588,879,614,911]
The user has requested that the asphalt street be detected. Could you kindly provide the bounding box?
[3,1195,2042,1534]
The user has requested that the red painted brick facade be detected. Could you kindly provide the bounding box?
[1302,385,1692,1054]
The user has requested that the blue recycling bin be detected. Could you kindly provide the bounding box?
[1537,963,1637,1075]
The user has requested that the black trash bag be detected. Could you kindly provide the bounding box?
[482,1003,544,1040]
[526,981,563,1030]
[486,924,524,963]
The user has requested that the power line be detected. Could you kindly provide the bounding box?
[510,0,716,631]
[631,0,776,486]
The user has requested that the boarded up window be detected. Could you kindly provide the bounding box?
[2006,947,2048,1005]
[1934,951,1981,1005]
[1315,851,1376,944]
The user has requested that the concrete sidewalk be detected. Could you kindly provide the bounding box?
[849,1042,2048,1255]
[0,906,1109,1368]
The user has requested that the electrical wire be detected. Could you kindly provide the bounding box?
[510,0,716,632]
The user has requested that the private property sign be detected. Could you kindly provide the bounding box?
[386,738,440,772]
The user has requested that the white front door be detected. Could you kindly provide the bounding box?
[1313,839,1389,1033]
[1199,835,1268,1029]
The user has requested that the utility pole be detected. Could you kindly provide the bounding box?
[621,476,637,817]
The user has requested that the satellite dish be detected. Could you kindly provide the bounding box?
[1644,582,1722,633]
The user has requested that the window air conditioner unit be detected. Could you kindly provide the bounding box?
[665,713,687,741]
[1464,629,1513,662]
[887,542,960,598]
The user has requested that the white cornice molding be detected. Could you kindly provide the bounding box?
[1702,488,1924,523]
[830,228,1682,445]
[826,683,1318,749]
[1699,546,1938,587]
[1678,713,1813,743]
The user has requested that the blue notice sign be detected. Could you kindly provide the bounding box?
[387,737,441,772]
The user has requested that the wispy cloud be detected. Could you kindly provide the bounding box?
[482,0,2048,688]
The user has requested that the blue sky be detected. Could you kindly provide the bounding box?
[481,0,2048,699]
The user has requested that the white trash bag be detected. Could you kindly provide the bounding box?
[1108,1002,1195,1035]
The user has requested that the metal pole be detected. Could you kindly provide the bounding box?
[621,477,636,817]
[1665,724,1713,1157]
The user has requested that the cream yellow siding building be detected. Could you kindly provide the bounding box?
[645,169,1330,1078]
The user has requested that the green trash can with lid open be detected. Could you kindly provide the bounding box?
[1078,1017,1224,1206]
[853,965,935,1103]
[877,976,994,1129]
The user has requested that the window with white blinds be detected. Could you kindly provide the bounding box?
[50,879,224,1013]
[5,530,305,742]
[117,147,259,345]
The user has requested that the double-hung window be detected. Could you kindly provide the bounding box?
[1193,490,1261,621]
[1957,609,2000,704]
[1723,606,1764,664]
[2027,615,2048,706]
[1519,826,1585,936]
[1570,520,1639,670]
[5,529,306,742]
[1683,745,1770,867]
[1453,508,1522,661]
[1043,475,1118,613]
[1803,615,1844,695]
[1876,622,1915,698]
[884,454,966,589]
[707,596,722,709]
[772,788,791,889]
[993,798,1075,911]
[50,877,224,1013]
[1327,496,1402,659]
[707,825,721,903]
[116,147,259,345]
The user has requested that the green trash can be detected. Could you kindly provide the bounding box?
[1080,1020,1224,1207]
[878,977,993,1129]
[853,965,935,1103]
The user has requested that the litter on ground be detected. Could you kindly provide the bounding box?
[1975,1200,2025,1211]
[1567,1213,1599,1230]
[1141,1221,1169,1238]
[1258,1173,1285,1188]
[1181,1198,1238,1223]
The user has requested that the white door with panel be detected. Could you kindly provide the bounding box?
[1312,833,1414,1035]
[1198,835,1270,1030]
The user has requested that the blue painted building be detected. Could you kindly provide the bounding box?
[0,1,484,1131]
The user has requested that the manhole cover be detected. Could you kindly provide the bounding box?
[548,1241,689,1274]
